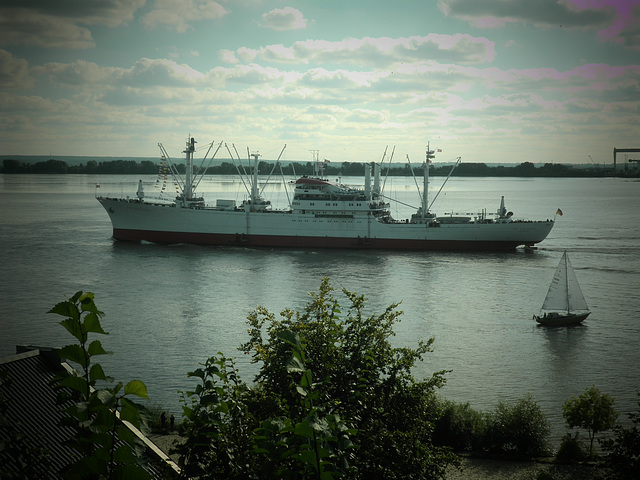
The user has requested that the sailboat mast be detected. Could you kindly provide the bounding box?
[565,252,571,314]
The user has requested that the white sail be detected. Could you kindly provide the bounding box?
[541,252,589,313]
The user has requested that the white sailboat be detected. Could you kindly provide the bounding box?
[534,252,591,326]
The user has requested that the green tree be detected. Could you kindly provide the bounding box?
[49,291,151,479]
[562,386,618,458]
[241,277,456,479]
[32,159,69,173]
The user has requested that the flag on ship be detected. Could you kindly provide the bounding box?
[556,208,563,216]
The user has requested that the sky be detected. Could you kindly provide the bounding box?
[1,0,639,165]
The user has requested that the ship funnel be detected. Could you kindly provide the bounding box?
[373,162,381,195]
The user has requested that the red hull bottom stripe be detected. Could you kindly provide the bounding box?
[112,228,533,251]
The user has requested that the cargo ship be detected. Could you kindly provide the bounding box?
[97,136,555,250]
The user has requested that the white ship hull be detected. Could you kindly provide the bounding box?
[97,197,554,251]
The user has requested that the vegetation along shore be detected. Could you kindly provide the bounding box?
[2,157,639,177]
[2,280,638,479]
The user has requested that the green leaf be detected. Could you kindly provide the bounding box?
[70,291,84,303]
[124,379,149,399]
[296,449,319,470]
[294,420,314,438]
[286,355,305,373]
[113,381,123,395]
[277,330,301,347]
[120,397,141,427]
[94,408,117,430]
[58,318,85,343]
[117,424,135,445]
[89,363,108,383]
[59,344,88,368]
[301,369,313,387]
[79,292,97,311]
[188,368,205,379]
[83,312,108,335]
[114,444,137,463]
[57,375,89,395]
[87,340,108,357]
[48,300,80,320]
[96,389,116,407]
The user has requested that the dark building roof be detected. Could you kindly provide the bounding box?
[0,346,180,479]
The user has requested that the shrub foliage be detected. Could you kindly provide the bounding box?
[434,395,550,457]
[600,391,640,479]
[176,278,457,479]
[483,394,550,457]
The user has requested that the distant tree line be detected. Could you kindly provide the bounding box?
[1,158,160,175]
[1,158,624,177]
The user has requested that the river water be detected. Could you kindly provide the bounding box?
[1,173,638,445]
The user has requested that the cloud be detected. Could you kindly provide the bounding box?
[259,7,309,31]
[438,0,615,29]
[141,0,228,33]
[0,49,34,89]
[594,1,640,51]
[123,58,207,87]
[32,60,118,87]
[0,0,144,49]
[438,0,640,50]
[27,49,639,110]
[220,34,496,67]
[32,57,210,93]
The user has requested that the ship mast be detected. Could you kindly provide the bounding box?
[423,142,435,218]
[183,136,196,200]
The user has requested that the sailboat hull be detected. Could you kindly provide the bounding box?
[535,311,590,327]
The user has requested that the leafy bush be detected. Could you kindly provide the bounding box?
[175,332,356,480]
[482,395,550,457]
[600,391,640,479]
[562,386,618,458]
[433,399,484,451]
[555,432,587,463]
[174,354,257,479]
